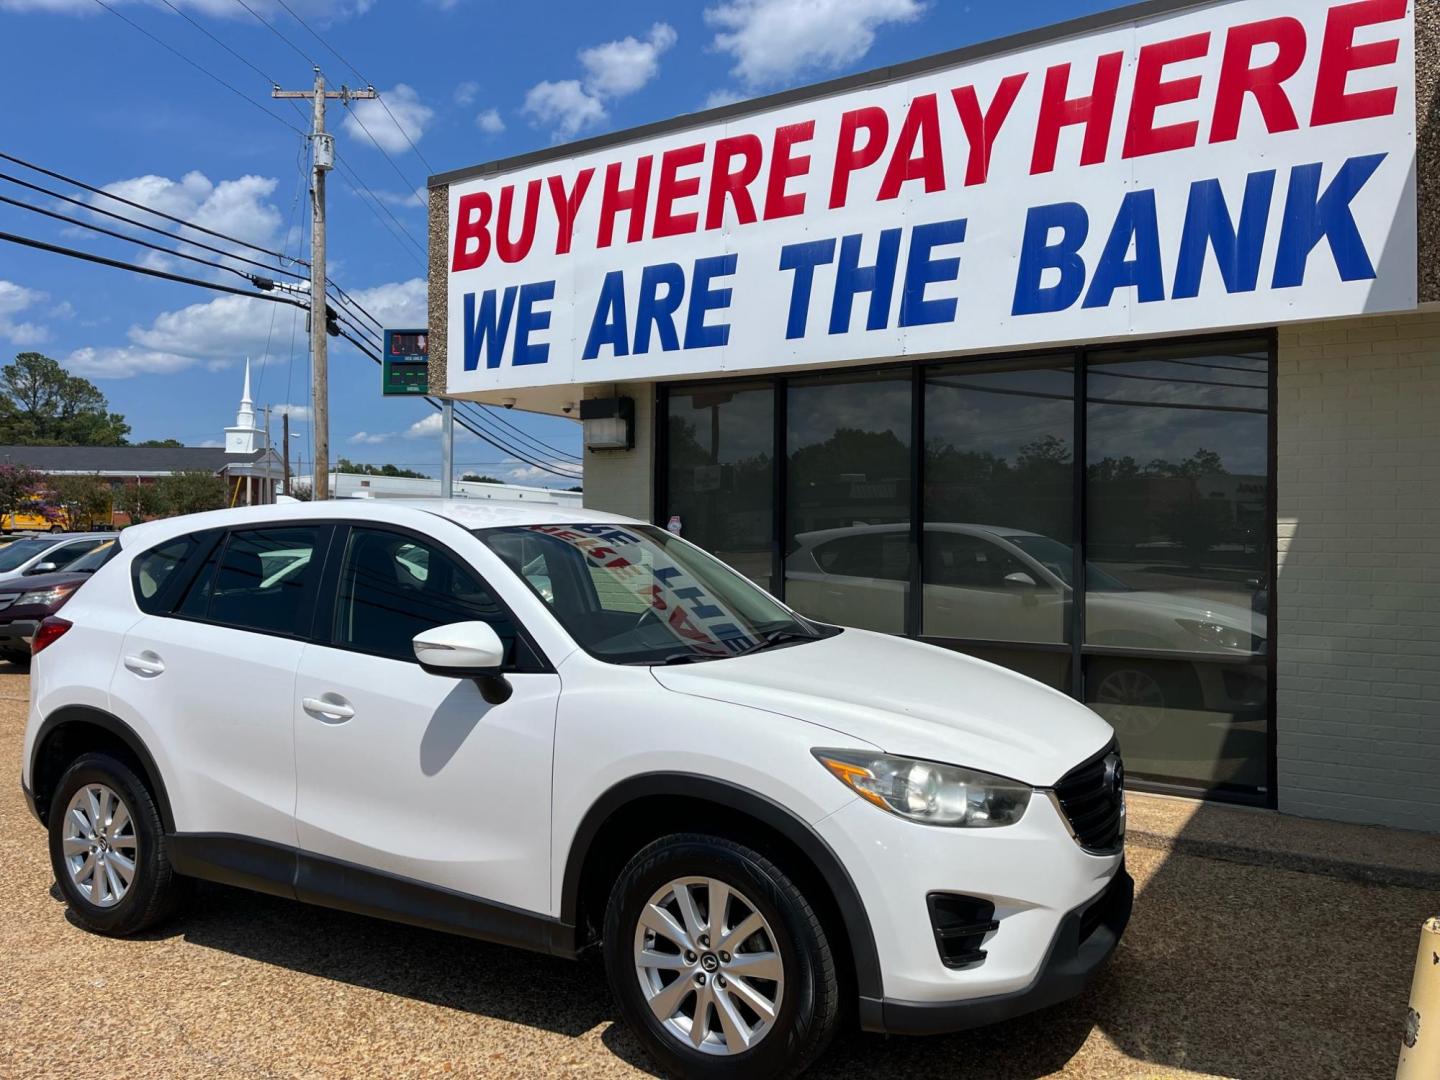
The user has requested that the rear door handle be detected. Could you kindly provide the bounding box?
[123,653,165,677]
[302,695,355,722]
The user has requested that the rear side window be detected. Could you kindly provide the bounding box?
[186,526,326,637]
[132,537,197,613]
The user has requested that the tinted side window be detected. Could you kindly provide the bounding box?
[132,537,196,613]
[201,527,324,636]
[333,527,519,666]
[44,540,103,571]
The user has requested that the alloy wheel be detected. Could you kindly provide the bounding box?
[61,783,137,908]
[633,876,785,1056]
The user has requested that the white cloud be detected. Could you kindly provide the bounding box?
[63,346,196,380]
[48,300,76,320]
[373,186,427,209]
[347,278,427,328]
[524,22,677,140]
[128,293,301,363]
[705,0,923,88]
[475,108,505,134]
[349,431,389,445]
[579,22,677,99]
[274,403,311,421]
[704,88,746,109]
[404,412,443,439]
[523,80,607,140]
[0,280,49,346]
[454,80,480,107]
[342,84,434,154]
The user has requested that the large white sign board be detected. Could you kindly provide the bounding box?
[444,0,1416,395]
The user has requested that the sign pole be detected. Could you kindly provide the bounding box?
[441,399,454,499]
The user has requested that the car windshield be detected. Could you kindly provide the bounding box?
[1005,535,1132,592]
[478,523,831,665]
[70,541,117,573]
[0,538,55,572]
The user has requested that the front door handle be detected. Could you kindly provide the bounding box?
[123,652,165,677]
[302,695,355,722]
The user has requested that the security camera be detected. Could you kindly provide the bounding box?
[562,401,575,415]
[502,397,517,410]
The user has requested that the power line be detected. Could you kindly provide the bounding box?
[0,169,308,282]
[271,0,436,175]
[0,229,309,309]
[0,151,306,267]
[88,0,306,137]
[232,0,316,68]
[331,154,427,264]
[155,0,278,85]
[0,191,278,287]
[341,100,425,194]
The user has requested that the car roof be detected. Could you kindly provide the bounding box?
[117,499,636,549]
[793,522,1044,545]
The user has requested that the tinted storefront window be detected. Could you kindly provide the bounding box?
[666,382,775,591]
[924,360,1074,644]
[784,372,912,633]
[658,339,1274,800]
[1084,343,1271,791]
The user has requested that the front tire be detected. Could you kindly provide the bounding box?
[603,834,838,1079]
[47,753,182,936]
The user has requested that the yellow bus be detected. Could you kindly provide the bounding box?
[0,501,68,533]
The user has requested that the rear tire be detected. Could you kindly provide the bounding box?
[47,752,183,936]
[603,833,839,1079]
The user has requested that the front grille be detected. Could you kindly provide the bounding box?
[1051,742,1125,853]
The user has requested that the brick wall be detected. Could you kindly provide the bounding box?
[1276,309,1440,832]
[579,383,655,521]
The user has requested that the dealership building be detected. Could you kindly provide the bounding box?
[423,0,1437,831]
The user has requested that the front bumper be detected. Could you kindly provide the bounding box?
[859,864,1133,1034]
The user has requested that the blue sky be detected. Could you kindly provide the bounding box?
[1,0,1127,487]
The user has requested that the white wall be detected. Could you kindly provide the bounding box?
[288,473,583,506]
[580,384,655,521]
[1276,310,1440,832]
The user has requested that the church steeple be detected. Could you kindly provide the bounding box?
[225,358,264,455]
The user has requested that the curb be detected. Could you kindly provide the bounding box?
[1126,828,1440,892]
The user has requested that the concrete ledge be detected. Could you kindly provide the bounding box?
[1125,792,1440,891]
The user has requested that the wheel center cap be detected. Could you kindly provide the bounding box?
[700,952,719,972]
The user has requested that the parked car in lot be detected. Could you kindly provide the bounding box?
[20,501,1129,1078]
[0,539,116,666]
[0,532,113,583]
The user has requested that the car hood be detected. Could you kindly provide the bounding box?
[652,629,1114,787]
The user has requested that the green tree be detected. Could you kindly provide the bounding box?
[0,463,48,523]
[49,474,113,531]
[460,473,502,484]
[116,479,167,523]
[335,458,429,479]
[0,353,131,446]
[134,438,184,448]
[155,471,226,516]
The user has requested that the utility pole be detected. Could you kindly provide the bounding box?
[282,410,292,495]
[441,400,454,499]
[273,69,376,501]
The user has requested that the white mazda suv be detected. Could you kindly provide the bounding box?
[20,500,1130,1078]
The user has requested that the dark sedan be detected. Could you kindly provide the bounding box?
[0,539,117,666]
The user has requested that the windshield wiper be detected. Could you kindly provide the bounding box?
[728,629,816,659]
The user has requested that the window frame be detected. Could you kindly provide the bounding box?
[310,523,552,674]
[656,327,1279,807]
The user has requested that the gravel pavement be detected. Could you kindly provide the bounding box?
[0,666,1427,1079]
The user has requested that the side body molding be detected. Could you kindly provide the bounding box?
[559,773,883,1002]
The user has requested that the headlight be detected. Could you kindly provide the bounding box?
[1175,618,1261,652]
[813,749,1031,828]
[17,584,78,608]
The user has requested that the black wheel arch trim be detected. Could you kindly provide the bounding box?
[559,772,884,1002]
[29,705,175,832]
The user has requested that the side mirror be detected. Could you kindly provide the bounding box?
[1003,571,1037,590]
[28,562,57,575]
[412,621,512,704]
